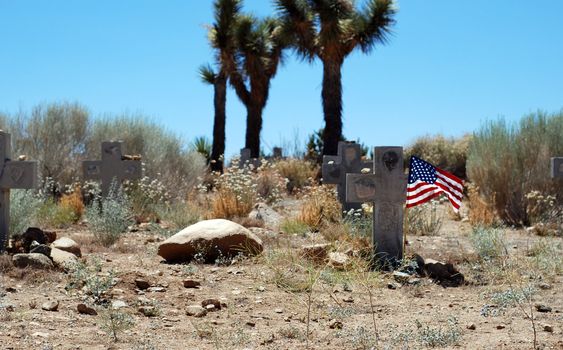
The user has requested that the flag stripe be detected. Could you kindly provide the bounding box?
[436,170,463,191]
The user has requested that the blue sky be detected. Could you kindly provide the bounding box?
[1,1,562,157]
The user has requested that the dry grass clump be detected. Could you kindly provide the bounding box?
[298,185,341,230]
[255,161,285,204]
[275,158,318,193]
[60,186,85,222]
[466,184,500,227]
[209,164,258,219]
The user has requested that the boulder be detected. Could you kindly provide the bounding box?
[248,203,282,229]
[51,237,81,257]
[157,219,263,263]
[50,247,79,269]
[30,244,51,257]
[12,253,54,269]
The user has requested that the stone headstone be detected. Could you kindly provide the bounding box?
[322,141,373,214]
[0,131,39,252]
[346,146,407,268]
[238,148,261,169]
[272,147,283,159]
[83,141,142,196]
[551,157,563,179]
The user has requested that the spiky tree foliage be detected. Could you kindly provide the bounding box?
[229,15,287,158]
[276,0,396,156]
[202,0,242,172]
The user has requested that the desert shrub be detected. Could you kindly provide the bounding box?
[467,111,563,226]
[527,240,563,275]
[36,200,77,229]
[8,102,90,187]
[87,115,207,199]
[209,163,257,219]
[415,317,462,347]
[471,226,506,261]
[255,161,285,204]
[406,201,443,236]
[275,158,317,193]
[405,134,471,179]
[9,189,41,237]
[156,201,203,233]
[343,207,372,238]
[124,176,170,223]
[190,135,212,163]
[298,185,341,230]
[466,183,500,227]
[280,218,310,235]
[99,307,134,342]
[60,187,85,221]
[86,184,132,246]
[67,259,115,303]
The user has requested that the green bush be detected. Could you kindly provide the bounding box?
[9,189,41,237]
[470,226,506,261]
[86,184,132,247]
[36,200,78,229]
[405,134,471,179]
[467,111,563,226]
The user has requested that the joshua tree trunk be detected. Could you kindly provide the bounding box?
[210,73,227,173]
[245,102,263,158]
[321,59,343,156]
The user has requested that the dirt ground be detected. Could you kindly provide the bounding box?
[0,202,562,350]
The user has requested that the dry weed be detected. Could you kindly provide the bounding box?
[60,186,85,222]
[275,158,317,193]
[467,184,499,227]
[298,185,341,230]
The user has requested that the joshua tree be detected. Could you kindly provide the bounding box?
[200,0,241,172]
[229,15,287,158]
[276,0,396,156]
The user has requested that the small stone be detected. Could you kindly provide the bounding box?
[407,278,421,285]
[13,253,54,269]
[186,305,207,317]
[32,332,49,338]
[496,324,505,330]
[257,286,265,292]
[274,308,283,314]
[135,279,151,290]
[535,304,552,313]
[342,296,354,303]
[538,282,552,290]
[147,287,166,293]
[111,300,128,309]
[328,252,350,270]
[51,237,81,257]
[301,244,330,262]
[329,319,343,329]
[77,303,97,315]
[246,321,256,327]
[205,304,216,311]
[543,324,553,333]
[201,299,221,311]
[41,300,59,312]
[387,282,399,290]
[30,244,51,257]
[392,271,410,284]
[183,280,201,288]
[138,306,158,317]
[467,323,476,330]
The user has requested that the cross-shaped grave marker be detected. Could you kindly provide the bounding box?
[551,157,563,179]
[346,146,407,268]
[322,141,373,213]
[83,141,142,196]
[238,148,261,169]
[0,131,39,252]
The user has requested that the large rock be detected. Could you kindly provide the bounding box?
[12,253,54,269]
[52,237,81,257]
[50,247,79,269]
[157,219,263,263]
[248,203,282,229]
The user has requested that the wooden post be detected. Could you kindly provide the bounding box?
[0,131,39,252]
[346,146,407,268]
[83,141,142,196]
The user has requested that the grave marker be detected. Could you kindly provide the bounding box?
[551,157,563,179]
[346,146,407,268]
[238,148,261,169]
[0,131,39,252]
[272,147,283,159]
[83,141,142,196]
[322,141,373,213]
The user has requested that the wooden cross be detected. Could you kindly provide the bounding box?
[322,141,373,213]
[0,131,39,252]
[346,146,407,268]
[83,141,142,196]
[551,157,563,179]
[238,148,261,169]
[272,147,283,159]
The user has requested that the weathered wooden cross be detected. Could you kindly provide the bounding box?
[83,141,142,196]
[322,141,373,213]
[0,131,39,252]
[551,157,563,179]
[238,148,261,169]
[346,146,407,268]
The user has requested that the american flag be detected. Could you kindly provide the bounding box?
[406,156,464,212]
